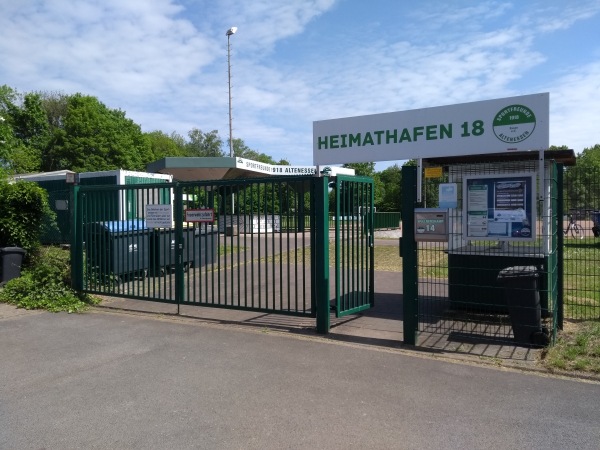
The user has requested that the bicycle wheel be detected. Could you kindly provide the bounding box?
[571,223,584,239]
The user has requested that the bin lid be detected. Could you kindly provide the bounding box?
[497,265,538,279]
[0,247,27,255]
[92,219,149,233]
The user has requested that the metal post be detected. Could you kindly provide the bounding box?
[227,32,233,157]
[226,27,237,212]
[70,183,83,291]
[315,176,330,334]
[174,183,184,314]
[557,163,564,330]
[402,166,419,345]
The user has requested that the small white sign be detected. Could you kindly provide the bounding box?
[185,208,215,223]
[146,204,173,228]
[438,183,457,209]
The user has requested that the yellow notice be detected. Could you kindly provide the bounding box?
[424,166,443,178]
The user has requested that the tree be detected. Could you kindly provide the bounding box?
[46,94,151,172]
[376,164,402,211]
[40,91,69,129]
[565,144,600,211]
[144,130,187,161]
[0,86,48,173]
[233,138,281,164]
[186,128,224,157]
[343,162,375,177]
[0,178,53,253]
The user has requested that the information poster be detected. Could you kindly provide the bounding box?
[438,183,458,209]
[463,173,536,241]
[145,204,173,228]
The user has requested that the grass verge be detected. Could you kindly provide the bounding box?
[540,320,600,374]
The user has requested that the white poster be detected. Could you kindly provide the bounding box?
[146,204,173,228]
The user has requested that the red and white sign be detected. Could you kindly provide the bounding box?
[185,208,215,223]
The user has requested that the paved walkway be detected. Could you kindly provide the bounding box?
[1,306,599,449]
[96,265,542,371]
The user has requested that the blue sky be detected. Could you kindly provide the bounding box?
[1,0,599,170]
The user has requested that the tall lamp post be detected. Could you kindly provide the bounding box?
[226,26,237,158]
[226,27,237,216]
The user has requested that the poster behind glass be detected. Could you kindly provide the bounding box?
[463,173,536,242]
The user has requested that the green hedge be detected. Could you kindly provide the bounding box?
[0,179,57,254]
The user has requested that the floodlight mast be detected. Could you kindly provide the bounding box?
[226,27,237,158]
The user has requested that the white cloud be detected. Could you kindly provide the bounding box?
[548,62,600,153]
[218,0,337,52]
[0,0,598,167]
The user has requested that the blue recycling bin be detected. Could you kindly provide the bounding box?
[86,220,150,279]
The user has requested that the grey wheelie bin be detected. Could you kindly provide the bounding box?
[150,224,217,275]
[86,220,150,280]
[497,266,549,346]
[0,247,26,286]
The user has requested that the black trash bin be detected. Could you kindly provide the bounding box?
[86,220,150,280]
[150,224,199,275]
[150,224,217,275]
[0,247,27,286]
[497,266,548,346]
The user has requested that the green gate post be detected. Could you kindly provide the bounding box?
[70,183,84,291]
[174,183,184,313]
[401,166,418,345]
[556,164,564,330]
[315,175,330,334]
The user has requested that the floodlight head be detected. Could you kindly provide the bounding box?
[226,27,237,36]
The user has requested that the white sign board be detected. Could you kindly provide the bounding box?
[313,93,549,164]
[146,204,173,228]
[236,158,317,175]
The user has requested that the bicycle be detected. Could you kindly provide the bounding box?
[564,213,584,239]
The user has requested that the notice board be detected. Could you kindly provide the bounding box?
[463,173,536,242]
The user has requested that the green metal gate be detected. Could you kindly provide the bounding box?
[334,175,375,317]
[71,174,374,331]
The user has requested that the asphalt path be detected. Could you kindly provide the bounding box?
[1,308,598,449]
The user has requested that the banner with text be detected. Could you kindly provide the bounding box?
[313,93,549,164]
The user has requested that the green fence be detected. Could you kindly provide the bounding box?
[279,212,400,231]
[562,165,600,320]
[373,212,401,230]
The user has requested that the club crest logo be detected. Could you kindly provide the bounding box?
[493,104,536,144]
